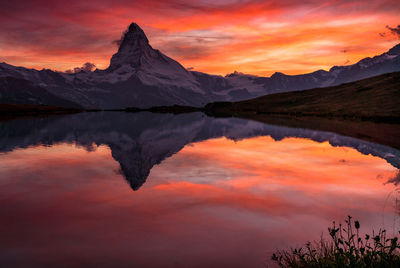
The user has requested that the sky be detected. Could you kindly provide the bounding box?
[0,0,399,76]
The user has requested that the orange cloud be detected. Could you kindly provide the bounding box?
[0,0,399,75]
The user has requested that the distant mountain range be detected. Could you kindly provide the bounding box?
[206,72,400,120]
[0,22,399,109]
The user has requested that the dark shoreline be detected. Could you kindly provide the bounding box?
[2,104,399,122]
[0,103,84,121]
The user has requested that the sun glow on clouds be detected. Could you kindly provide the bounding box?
[0,0,399,75]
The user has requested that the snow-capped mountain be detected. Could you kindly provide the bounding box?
[0,112,399,191]
[213,43,400,97]
[0,22,399,109]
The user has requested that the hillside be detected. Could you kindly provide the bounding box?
[0,76,81,108]
[205,72,400,121]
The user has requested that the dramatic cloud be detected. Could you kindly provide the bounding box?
[66,62,96,73]
[0,0,399,75]
[112,39,123,47]
[386,25,400,38]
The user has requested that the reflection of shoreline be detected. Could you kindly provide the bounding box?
[3,109,400,150]
[212,114,400,150]
[0,112,399,191]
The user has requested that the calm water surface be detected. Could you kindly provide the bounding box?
[0,112,399,267]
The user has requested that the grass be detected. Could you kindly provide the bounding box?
[272,216,400,267]
[205,72,400,121]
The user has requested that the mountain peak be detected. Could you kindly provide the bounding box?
[123,23,149,45]
[107,22,153,71]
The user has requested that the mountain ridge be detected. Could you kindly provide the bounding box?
[0,22,399,109]
[205,71,400,122]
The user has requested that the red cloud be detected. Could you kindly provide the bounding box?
[0,0,399,75]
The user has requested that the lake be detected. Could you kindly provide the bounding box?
[0,112,399,267]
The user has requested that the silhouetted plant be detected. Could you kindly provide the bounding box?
[271,216,400,267]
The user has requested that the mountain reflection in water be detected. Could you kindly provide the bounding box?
[0,112,399,190]
[0,112,399,268]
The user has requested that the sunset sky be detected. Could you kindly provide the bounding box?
[0,0,399,76]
